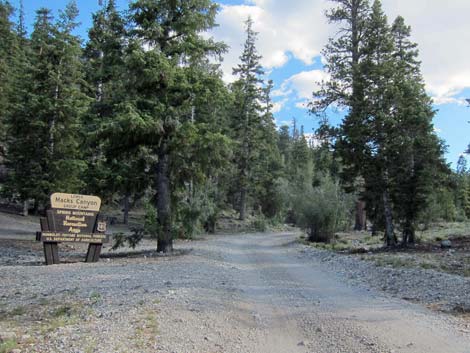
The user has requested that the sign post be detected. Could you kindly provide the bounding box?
[37,193,108,265]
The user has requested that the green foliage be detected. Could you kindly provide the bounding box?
[0,1,15,155]
[293,174,352,243]
[0,0,458,250]
[111,229,144,250]
[143,202,159,238]
[229,18,282,220]
[5,2,89,206]
[313,0,448,245]
[419,188,457,226]
[251,214,267,232]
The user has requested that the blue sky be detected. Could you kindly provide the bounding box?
[12,0,470,168]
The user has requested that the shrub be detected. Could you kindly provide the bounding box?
[293,175,352,243]
[251,215,267,232]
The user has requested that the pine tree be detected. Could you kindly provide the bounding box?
[230,17,266,220]
[83,0,144,224]
[278,125,291,164]
[0,1,16,162]
[313,0,448,245]
[387,15,447,244]
[462,178,470,219]
[107,0,226,252]
[312,0,375,239]
[5,2,89,209]
[289,132,312,191]
[252,79,283,218]
[313,0,401,244]
[360,0,397,245]
[170,65,232,235]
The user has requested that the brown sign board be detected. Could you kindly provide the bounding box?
[39,193,107,244]
[48,209,98,235]
[38,193,108,265]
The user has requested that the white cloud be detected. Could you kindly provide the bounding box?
[211,0,330,82]
[273,70,329,110]
[272,98,287,113]
[279,120,292,127]
[285,70,329,100]
[432,96,468,106]
[381,0,470,105]
[211,0,470,104]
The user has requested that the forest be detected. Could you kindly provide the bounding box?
[0,0,469,253]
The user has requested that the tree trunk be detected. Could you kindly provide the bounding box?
[354,200,366,231]
[371,223,377,236]
[308,225,317,242]
[382,189,396,246]
[402,218,415,245]
[239,187,246,221]
[50,61,62,156]
[123,193,130,225]
[22,200,28,217]
[156,143,172,253]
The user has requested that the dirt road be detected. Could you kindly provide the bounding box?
[1,232,470,352]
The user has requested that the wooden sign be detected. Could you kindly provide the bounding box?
[37,193,108,265]
[51,193,101,211]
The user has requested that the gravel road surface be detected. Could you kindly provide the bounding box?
[1,232,469,352]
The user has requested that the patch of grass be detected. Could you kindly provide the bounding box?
[419,262,436,270]
[419,222,470,242]
[89,291,102,304]
[134,312,159,350]
[9,306,26,317]
[52,305,73,318]
[363,235,383,246]
[84,339,97,353]
[50,316,79,331]
[40,313,80,334]
[0,339,17,353]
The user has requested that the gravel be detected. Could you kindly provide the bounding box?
[298,244,470,313]
[1,233,470,353]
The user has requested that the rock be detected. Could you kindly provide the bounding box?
[297,341,306,346]
[0,331,17,343]
[11,349,21,353]
[441,240,452,249]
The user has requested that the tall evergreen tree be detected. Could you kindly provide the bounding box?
[230,17,266,220]
[0,1,15,162]
[311,0,373,238]
[313,0,447,245]
[252,79,283,218]
[5,2,89,208]
[388,15,448,243]
[83,0,146,224]
[103,0,226,252]
[359,0,397,244]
